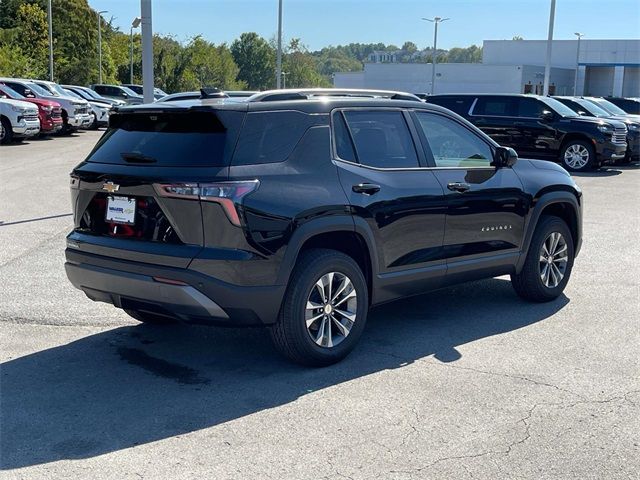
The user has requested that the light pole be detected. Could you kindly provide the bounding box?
[422,16,449,95]
[276,0,283,88]
[141,0,154,103]
[130,17,142,84]
[282,71,288,89]
[574,32,584,95]
[97,10,108,84]
[47,0,53,81]
[542,0,556,96]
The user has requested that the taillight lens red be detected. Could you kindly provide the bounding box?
[154,180,259,226]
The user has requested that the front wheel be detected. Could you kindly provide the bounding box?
[511,215,575,302]
[560,140,596,172]
[270,249,369,367]
[0,117,13,144]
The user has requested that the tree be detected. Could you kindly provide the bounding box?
[402,41,418,54]
[283,39,330,88]
[182,36,245,91]
[15,3,49,78]
[231,32,275,90]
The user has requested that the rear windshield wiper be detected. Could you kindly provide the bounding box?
[121,152,157,163]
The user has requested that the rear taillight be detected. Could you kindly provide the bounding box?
[154,180,259,226]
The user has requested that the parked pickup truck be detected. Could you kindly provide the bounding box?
[0,95,40,144]
[0,83,63,135]
[0,78,91,134]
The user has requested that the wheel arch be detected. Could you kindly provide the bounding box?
[276,216,378,301]
[559,133,595,153]
[517,191,582,272]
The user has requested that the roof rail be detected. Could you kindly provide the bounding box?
[247,88,421,103]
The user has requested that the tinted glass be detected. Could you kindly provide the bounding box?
[233,111,310,165]
[589,98,627,116]
[539,97,579,117]
[0,84,25,99]
[415,112,493,167]
[4,82,27,95]
[86,112,231,167]
[26,82,51,96]
[343,110,419,168]
[473,97,516,116]
[427,96,473,115]
[516,98,545,117]
[333,112,356,162]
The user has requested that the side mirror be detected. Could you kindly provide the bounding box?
[493,146,518,168]
[540,110,554,122]
[122,92,129,98]
[24,89,34,98]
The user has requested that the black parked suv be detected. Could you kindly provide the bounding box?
[553,96,640,163]
[605,97,640,115]
[65,89,583,366]
[426,94,627,172]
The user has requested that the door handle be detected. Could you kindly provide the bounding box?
[352,183,381,195]
[447,182,471,193]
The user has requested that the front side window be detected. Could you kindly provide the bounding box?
[415,112,493,168]
[342,110,419,168]
[516,98,545,117]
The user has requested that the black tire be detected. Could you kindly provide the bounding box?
[124,309,177,324]
[0,116,13,144]
[511,215,575,302]
[560,139,596,172]
[270,248,369,367]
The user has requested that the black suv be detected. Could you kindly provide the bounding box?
[65,89,583,366]
[605,97,640,115]
[426,94,627,172]
[553,96,640,163]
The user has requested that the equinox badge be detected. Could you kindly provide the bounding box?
[102,181,120,193]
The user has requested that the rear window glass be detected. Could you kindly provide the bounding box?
[427,96,473,115]
[473,97,516,117]
[86,111,234,167]
[232,111,310,165]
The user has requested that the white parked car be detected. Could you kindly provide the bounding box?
[0,96,40,144]
[0,78,91,133]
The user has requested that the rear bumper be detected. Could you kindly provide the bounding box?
[65,246,285,326]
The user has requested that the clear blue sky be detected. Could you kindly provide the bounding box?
[88,0,640,51]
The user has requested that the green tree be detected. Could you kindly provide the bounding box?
[182,36,244,91]
[0,43,31,77]
[283,38,330,88]
[231,32,275,90]
[15,3,49,78]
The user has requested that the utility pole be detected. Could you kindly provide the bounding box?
[422,16,449,95]
[47,0,53,81]
[276,0,283,88]
[97,10,107,84]
[141,0,154,103]
[574,32,584,95]
[543,0,556,96]
[130,17,142,84]
[282,71,287,89]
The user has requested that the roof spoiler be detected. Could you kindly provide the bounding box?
[200,87,229,99]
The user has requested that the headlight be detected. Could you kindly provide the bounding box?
[597,124,613,133]
[10,105,27,113]
[41,105,53,112]
[628,123,640,132]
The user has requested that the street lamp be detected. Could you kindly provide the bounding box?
[130,17,142,84]
[281,71,288,89]
[276,0,283,88]
[574,32,584,95]
[542,0,556,96]
[47,0,53,81]
[97,10,108,84]
[422,16,449,95]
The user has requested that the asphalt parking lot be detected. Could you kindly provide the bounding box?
[1,131,638,479]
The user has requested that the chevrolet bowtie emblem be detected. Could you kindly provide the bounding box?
[102,181,120,193]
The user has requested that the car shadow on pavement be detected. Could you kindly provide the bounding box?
[571,168,622,177]
[0,278,568,470]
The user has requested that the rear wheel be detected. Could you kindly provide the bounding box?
[124,309,177,324]
[511,215,575,302]
[270,248,368,367]
[560,140,596,171]
[0,116,13,144]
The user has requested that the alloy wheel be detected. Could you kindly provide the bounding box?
[564,144,589,169]
[305,272,357,348]
[539,232,568,288]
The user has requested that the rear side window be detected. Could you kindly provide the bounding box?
[232,111,310,165]
[473,97,516,117]
[86,111,243,167]
[343,110,419,168]
[516,98,545,117]
[427,96,473,115]
[333,112,357,162]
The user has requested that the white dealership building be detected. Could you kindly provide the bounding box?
[333,39,640,97]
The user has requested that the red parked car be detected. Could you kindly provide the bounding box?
[0,83,63,134]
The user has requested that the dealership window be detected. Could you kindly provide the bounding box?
[415,112,493,168]
[343,110,419,168]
